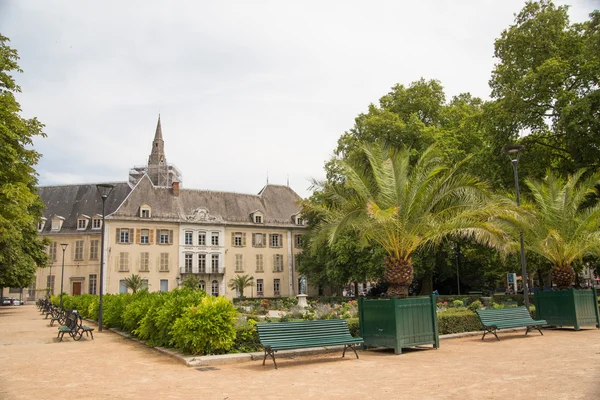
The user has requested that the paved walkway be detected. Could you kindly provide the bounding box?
[1,305,599,400]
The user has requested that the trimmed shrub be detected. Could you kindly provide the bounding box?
[151,288,207,347]
[232,322,260,353]
[122,291,155,333]
[346,317,360,337]
[102,293,134,329]
[171,296,238,355]
[468,300,482,311]
[452,300,464,308]
[437,309,482,335]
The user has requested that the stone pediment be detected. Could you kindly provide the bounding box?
[186,207,224,223]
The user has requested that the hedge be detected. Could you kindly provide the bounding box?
[437,309,482,335]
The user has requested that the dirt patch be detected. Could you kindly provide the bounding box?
[1,306,599,400]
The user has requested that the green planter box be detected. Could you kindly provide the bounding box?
[358,294,439,354]
[534,288,600,330]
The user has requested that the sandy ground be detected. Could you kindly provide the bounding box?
[1,305,599,400]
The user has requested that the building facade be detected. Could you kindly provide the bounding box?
[33,117,307,300]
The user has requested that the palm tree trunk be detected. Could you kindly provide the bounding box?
[552,264,575,289]
[384,256,413,298]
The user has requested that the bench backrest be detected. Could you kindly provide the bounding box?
[256,319,352,341]
[476,306,533,325]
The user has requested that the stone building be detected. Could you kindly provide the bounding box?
[33,117,307,300]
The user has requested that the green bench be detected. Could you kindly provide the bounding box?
[57,311,94,342]
[256,319,364,369]
[476,307,546,341]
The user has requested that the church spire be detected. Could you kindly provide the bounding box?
[148,114,166,166]
[154,114,163,141]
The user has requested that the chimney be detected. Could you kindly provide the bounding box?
[172,181,180,197]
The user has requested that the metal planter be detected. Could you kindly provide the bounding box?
[534,288,600,330]
[358,294,439,354]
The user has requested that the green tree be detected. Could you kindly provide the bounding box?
[228,274,254,298]
[522,169,600,288]
[489,1,600,175]
[308,143,516,297]
[123,274,143,293]
[0,34,48,291]
[181,274,204,291]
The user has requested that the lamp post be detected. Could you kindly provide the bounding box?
[48,260,53,298]
[59,243,68,308]
[455,242,461,295]
[503,144,530,310]
[96,183,115,332]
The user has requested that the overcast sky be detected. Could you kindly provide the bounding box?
[1,0,597,199]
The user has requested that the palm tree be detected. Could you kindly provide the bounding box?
[181,274,204,291]
[228,274,254,298]
[310,143,516,298]
[124,274,143,293]
[523,169,600,289]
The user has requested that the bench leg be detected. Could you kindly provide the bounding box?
[262,348,277,369]
[482,327,499,341]
[342,344,359,359]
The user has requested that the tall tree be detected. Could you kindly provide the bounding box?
[0,34,48,290]
[123,274,143,293]
[522,169,600,288]
[228,275,254,298]
[308,143,517,297]
[489,1,600,176]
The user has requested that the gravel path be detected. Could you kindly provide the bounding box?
[1,305,599,400]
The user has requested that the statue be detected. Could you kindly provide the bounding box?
[300,276,307,295]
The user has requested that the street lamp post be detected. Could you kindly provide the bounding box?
[455,242,461,295]
[59,243,68,308]
[503,144,530,310]
[96,183,115,332]
[48,261,53,298]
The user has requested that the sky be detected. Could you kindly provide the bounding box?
[1,0,598,199]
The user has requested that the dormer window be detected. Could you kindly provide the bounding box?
[140,205,152,219]
[77,215,90,230]
[292,213,304,226]
[37,218,47,232]
[92,216,102,230]
[251,211,264,224]
[51,216,65,232]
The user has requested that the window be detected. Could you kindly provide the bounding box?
[252,233,266,248]
[37,218,46,232]
[184,253,193,273]
[159,229,172,245]
[273,279,280,296]
[47,275,56,294]
[90,240,99,260]
[255,215,262,223]
[297,217,303,225]
[198,232,206,246]
[185,231,193,245]
[198,254,206,273]
[199,280,206,291]
[74,240,84,261]
[89,274,97,295]
[211,232,219,246]
[141,279,149,290]
[211,280,219,296]
[140,252,149,272]
[51,217,64,231]
[118,228,131,244]
[77,218,87,230]
[160,253,169,272]
[140,206,151,218]
[232,232,245,247]
[235,254,243,272]
[211,254,219,273]
[295,234,303,248]
[92,217,101,229]
[256,279,264,296]
[270,234,282,248]
[273,254,283,272]
[160,279,169,292]
[256,254,264,272]
[119,252,129,272]
[140,229,150,244]
[119,280,127,294]
[48,242,57,262]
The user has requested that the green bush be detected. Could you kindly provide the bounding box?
[122,291,155,333]
[152,288,206,346]
[101,293,134,329]
[468,300,482,311]
[87,297,99,321]
[437,309,482,335]
[452,300,464,308]
[232,322,260,353]
[135,292,169,343]
[171,296,238,355]
[346,318,360,337]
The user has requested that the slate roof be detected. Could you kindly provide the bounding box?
[37,182,132,234]
[111,174,303,227]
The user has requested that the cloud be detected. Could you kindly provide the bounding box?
[1,0,597,198]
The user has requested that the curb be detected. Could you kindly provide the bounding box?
[103,325,531,368]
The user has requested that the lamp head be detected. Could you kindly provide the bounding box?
[502,144,525,162]
[96,183,115,199]
[60,243,68,251]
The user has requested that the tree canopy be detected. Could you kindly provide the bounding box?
[0,34,48,289]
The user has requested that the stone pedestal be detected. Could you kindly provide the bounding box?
[297,294,308,308]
